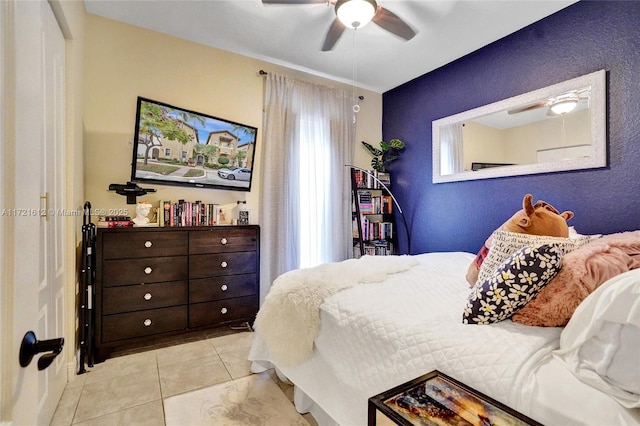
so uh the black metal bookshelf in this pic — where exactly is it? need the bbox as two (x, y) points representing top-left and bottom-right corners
(350, 168), (396, 257)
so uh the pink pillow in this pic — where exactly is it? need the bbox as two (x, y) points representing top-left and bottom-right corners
(512, 231), (640, 327)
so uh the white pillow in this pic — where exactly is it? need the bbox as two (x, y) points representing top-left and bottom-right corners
(568, 226), (602, 239)
(476, 231), (591, 286)
(553, 268), (640, 408)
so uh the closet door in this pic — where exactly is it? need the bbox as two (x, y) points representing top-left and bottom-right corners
(1, 0), (67, 423)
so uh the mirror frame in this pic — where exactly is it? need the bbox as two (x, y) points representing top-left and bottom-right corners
(432, 69), (606, 183)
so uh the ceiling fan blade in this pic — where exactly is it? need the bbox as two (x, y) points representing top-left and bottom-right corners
(508, 101), (548, 115)
(262, 0), (327, 4)
(372, 7), (416, 41)
(322, 18), (345, 51)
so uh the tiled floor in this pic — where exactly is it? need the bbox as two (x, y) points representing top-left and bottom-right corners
(51, 330), (317, 425)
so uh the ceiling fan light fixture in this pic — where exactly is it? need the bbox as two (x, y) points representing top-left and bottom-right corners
(550, 95), (579, 115)
(336, 0), (377, 29)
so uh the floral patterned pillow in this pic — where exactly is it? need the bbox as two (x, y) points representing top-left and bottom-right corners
(475, 231), (590, 287)
(463, 244), (563, 325)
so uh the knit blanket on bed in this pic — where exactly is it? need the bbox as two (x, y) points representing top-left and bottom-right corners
(253, 255), (418, 366)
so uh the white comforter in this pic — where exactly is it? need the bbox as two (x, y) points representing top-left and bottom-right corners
(250, 252), (562, 425)
(253, 255), (419, 366)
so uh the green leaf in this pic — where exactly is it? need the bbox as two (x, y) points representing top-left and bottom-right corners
(362, 141), (383, 156)
(371, 157), (383, 171)
(389, 138), (405, 149)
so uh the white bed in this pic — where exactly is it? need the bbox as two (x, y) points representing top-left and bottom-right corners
(249, 251), (640, 425)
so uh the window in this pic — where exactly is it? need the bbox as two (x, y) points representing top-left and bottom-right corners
(220, 137), (232, 148)
(260, 73), (354, 297)
(298, 115), (331, 268)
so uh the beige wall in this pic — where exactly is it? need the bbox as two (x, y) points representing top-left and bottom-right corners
(53, 0), (87, 382)
(84, 14), (382, 221)
(463, 121), (508, 171)
(462, 110), (590, 171)
(506, 109), (590, 164)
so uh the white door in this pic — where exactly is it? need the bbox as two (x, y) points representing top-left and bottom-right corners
(1, 0), (68, 424)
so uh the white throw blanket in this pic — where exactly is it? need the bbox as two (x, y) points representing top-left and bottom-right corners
(253, 255), (418, 366)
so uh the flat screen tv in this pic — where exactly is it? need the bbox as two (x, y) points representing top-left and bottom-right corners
(131, 96), (258, 192)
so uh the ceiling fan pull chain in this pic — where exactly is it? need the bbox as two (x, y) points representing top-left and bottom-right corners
(352, 29), (360, 116)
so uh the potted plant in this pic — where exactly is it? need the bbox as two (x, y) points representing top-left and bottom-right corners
(361, 139), (405, 172)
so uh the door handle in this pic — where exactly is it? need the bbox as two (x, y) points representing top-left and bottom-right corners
(19, 331), (64, 371)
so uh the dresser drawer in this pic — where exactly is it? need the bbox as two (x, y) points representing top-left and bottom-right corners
(190, 274), (256, 303)
(102, 231), (188, 259)
(102, 256), (188, 286)
(189, 252), (257, 278)
(102, 306), (187, 342)
(189, 296), (257, 328)
(102, 280), (188, 315)
(189, 227), (258, 255)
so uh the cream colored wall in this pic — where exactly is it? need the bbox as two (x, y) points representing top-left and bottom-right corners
(354, 102), (383, 170)
(84, 14), (382, 221)
(462, 110), (589, 170)
(506, 109), (590, 164)
(462, 121), (508, 171)
(52, 0), (86, 382)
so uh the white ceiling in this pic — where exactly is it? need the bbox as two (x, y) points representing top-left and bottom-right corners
(84, 0), (578, 93)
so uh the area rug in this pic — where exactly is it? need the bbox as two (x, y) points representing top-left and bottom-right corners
(164, 372), (309, 425)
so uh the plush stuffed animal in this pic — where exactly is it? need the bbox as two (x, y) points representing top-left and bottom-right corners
(465, 194), (574, 286)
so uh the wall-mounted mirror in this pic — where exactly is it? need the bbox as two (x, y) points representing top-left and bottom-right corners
(432, 69), (606, 183)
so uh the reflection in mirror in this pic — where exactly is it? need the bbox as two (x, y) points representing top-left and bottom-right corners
(433, 70), (606, 183)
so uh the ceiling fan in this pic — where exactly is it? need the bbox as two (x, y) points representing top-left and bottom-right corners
(262, 0), (416, 51)
(508, 88), (590, 116)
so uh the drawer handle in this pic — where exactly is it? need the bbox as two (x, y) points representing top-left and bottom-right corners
(144, 292), (152, 301)
(221, 307), (228, 314)
(143, 319), (152, 327)
(220, 238), (228, 245)
(144, 241), (153, 248)
(221, 284), (228, 291)
(144, 266), (152, 274)
(221, 261), (228, 268)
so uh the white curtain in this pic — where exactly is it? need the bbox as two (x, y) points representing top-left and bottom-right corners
(440, 122), (464, 175)
(259, 73), (355, 302)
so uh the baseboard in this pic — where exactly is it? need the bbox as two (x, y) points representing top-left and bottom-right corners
(66, 360), (77, 383)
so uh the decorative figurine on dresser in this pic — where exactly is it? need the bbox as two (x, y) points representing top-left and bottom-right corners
(93, 225), (259, 362)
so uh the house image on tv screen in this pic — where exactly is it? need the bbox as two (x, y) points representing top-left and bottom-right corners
(203, 130), (255, 169)
(132, 97), (258, 191)
(149, 120), (197, 163)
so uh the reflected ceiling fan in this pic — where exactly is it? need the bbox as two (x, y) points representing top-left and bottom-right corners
(262, 0), (416, 51)
(508, 88), (590, 116)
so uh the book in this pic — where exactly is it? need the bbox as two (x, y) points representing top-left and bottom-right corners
(157, 200), (224, 227)
(382, 196), (392, 214)
(377, 172), (391, 187)
(358, 190), (373, 214)
(162, 200), (171, 227)
(178, 200), (185, 227)
(199, 202), (206, 226)
(207, 203), (218, 226)
(97, 215), (133, 228)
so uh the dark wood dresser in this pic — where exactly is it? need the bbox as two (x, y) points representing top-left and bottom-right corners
(94, 225), (259, 362)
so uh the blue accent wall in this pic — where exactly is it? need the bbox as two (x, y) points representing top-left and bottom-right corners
(383, 1), (640, 255)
